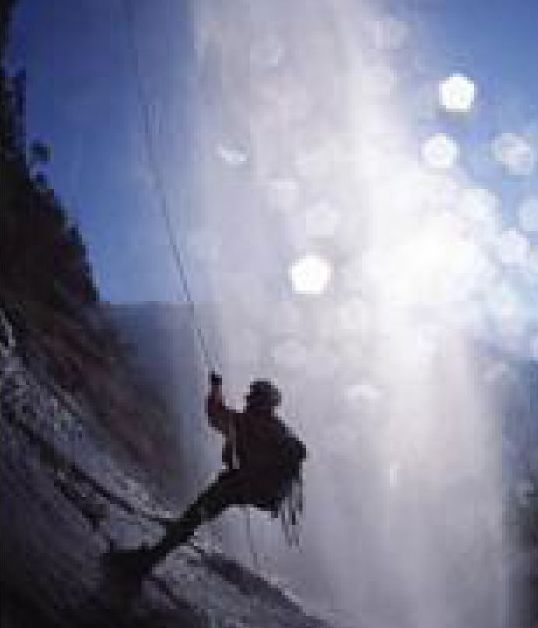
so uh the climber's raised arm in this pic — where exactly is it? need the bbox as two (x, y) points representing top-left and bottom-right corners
(206, 372), (239, 435)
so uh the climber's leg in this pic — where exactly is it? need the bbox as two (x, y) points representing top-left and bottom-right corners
(104, 471), (251, 580)
(147, 470), (252, 567)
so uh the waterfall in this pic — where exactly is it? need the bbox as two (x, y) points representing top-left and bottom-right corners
(184, 1), (508, 624)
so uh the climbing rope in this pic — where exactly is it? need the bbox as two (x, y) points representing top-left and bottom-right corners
(244, 508), (260, 572)
(120, 0), (217, 375)
(119, 0), (261, 571)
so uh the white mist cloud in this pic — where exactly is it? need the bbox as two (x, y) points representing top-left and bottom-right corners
(188, 1), (513, 624)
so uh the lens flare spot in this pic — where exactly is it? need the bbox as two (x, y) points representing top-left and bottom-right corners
(459, 187), (499, 241)
(345, 382), (381, 404)
(421, 133), (459, 170)
(216, 143), (248, 166)
(289, 254), (332, 295)
(491, 133), (536, 176)
(439, 74), (476, 113)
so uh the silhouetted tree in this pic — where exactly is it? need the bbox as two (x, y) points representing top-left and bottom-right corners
(0, 0), (17, 58)
(29, 139), (51, 171)
(1, 0), (99, 317)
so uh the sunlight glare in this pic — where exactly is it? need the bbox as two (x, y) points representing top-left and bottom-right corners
(289, 253), (332, 295)
(216, 143), (248, 166)
(345, 382), (382, 405)
(421, 133), (459, 170)
(364, 214), (488, 309)
(491, 132), (536, 176)
(439, 73), (476, 113)
(459, 187), (499, 241)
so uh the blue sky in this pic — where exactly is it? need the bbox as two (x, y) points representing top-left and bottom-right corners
(9, 0), (196, 302)
(7, 0), (538, 303)
(418, 0), (538, 214)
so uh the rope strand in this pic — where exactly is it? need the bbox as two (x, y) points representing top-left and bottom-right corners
(121, 0), (217, 373)
(120, 0), (261, 570)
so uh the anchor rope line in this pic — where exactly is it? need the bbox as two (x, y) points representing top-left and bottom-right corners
(120, 0), (217, 374)
(120, 1), (261, 570)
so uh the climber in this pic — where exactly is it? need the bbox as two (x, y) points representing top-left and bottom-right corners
(106, 371), (307, 580)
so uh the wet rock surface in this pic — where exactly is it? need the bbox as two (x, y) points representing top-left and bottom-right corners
(0, 343), (336, 628)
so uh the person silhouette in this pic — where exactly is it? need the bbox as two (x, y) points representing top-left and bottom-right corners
(106, 372), (306, 580)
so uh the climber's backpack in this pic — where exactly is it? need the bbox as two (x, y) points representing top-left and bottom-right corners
(266, 422), (307, 545)
(229, 412), (307, 544)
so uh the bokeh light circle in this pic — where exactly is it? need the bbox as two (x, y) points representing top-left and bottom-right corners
(491, 133), (536, 176)
(439, 73), (476, 113)
(289, 254), (332, 295)
(421, 133), (459, 170)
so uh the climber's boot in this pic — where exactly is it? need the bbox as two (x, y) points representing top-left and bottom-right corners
(103, 543), (158, 583)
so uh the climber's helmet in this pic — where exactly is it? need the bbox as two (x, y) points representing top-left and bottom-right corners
(246, 379), (282, 411)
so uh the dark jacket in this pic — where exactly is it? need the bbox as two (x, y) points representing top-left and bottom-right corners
(206, 386), (306, 478)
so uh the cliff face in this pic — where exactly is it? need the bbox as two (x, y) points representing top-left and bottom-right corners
(0, 9), (337, 621)
(0, 309), (339, 628)
(106, 302), (214, 498)
(89, 304), (538, 628)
